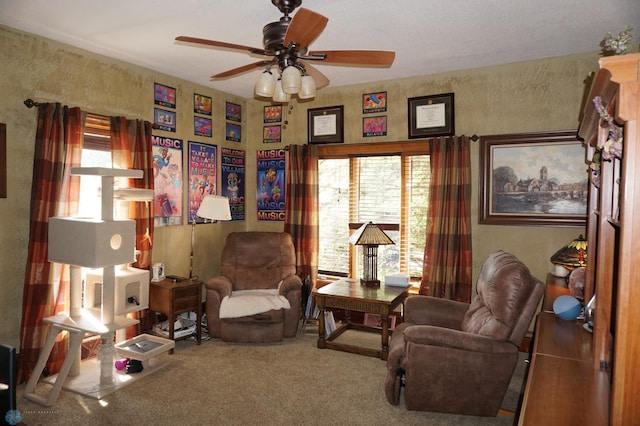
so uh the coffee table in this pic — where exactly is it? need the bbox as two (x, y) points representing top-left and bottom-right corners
(314, 278), (409, 360)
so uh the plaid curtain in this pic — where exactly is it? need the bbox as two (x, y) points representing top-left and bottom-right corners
(420, 136), (472, 302)
(110, 117), (155, 337)
(110, 117), (154, 269)
(284, 145), (319, 289)
(18, 104), (85, 383)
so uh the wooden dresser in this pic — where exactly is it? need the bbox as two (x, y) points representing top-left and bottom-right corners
(520, 53), (640, 425)
(518, 274), (609, 425)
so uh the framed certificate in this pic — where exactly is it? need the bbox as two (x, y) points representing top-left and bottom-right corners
(408, 93), (455, 138)
(308, 105), (344, 144)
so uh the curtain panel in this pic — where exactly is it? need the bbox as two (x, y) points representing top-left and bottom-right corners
(18, 104), (85, 383)
(284, 144), (319, 290)
(110, 117), (154, 269)
(110, 117), (154, 337)
(420, 135), (472, 303)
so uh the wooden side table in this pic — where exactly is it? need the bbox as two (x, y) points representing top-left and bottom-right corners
(314, 278), (408, 360)
(149, 277), (203, 353)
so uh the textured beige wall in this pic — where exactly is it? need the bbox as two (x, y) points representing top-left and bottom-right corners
(0, 24), (599, 348)
(0, 26), (247, 348)
(244, 53), (598, 283)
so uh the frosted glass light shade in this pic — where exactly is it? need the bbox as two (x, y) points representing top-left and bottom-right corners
(298, 74), (316, 99)
(255, 70), (276, 98)
(281, 66), (301, 94)
(272, 79), (291, 103)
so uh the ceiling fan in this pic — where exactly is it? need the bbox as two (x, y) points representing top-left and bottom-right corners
(175, 0), (395, 101)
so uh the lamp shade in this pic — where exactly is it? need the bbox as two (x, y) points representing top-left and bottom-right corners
(255, 70), (276, 98)
(349, 222), (395, 246)
(196, 195), (231, 221)
(550, 234), (588, 267)
(272, 78), (291, 103)
(280, 65), (301, 94)
(298, 74), (316, 99)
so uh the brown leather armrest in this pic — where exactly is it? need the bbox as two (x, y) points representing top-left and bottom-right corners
(404, 295), (468, 329)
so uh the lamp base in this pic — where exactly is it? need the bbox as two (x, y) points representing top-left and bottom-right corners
(360, 278), (380, 288)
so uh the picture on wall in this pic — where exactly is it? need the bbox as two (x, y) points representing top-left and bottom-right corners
(408, 93), (455, 138)
(194, 93), (212, 115)
(479, 131), (587, 227)
(308, 105), (344, 144)
(154, 83), (176, 109)
(221, 147), (246, 221)
(152, 135), (183, 227)
(194, 116), (212, 137)
(0, 123), (5, 198)
(263, 105), (282, 123)
(363, 116), (387, 137)
(226, 122), (241, 142)
(225, 101), (241, 122)
(188, 141), (217, 224)
(154, 108), (176, 132)
(263, 125), (282, 143)
(363, 91), (387, 113)
(257, 149), (286, 222)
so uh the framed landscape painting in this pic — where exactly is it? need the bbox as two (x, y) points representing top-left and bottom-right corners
(479, 130), (587, 227)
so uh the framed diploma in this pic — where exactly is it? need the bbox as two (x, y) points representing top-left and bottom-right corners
(308, 105), (344, 144)
(408, 93), (455, 139)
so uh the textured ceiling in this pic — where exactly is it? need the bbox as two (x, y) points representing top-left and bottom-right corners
(1, 0), (638, 99)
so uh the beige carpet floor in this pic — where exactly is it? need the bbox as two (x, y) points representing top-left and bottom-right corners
(16, 325), (525, 425)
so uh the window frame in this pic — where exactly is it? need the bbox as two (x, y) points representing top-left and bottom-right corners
(317, 141), (430, 280)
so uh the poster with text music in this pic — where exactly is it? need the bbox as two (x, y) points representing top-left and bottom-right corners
(153, 135), (183, 227)
(257, 149), (285, 221)
(188, 142), (217, 224)
(221, 147), (245, 221)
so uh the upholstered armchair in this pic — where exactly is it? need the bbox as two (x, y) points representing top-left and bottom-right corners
(385, 251), (544, 416)
(205, 232), (302, 343)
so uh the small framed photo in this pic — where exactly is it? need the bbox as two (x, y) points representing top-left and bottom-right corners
(363, 91), (387, 114)
(154, 108), (176, 132)
(194, 93), (212, 116)
(226, 102), (241, 122)
(308, 105), (344, 144)
(226, 122), (241, 142)
(263, 125), (282, 143)
(408, 93), (455, 139)
(194, 116), (212, 137)
(154, 83), (176, 109)
(264, 105), (282, 123)
(363, 116), (387, 137)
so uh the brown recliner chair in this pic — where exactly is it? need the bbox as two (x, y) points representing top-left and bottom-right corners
(205, 232), (302, 343)
(385, 251), (544, 416)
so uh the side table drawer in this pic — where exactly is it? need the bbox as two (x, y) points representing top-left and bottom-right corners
(174, 287), (200, 312)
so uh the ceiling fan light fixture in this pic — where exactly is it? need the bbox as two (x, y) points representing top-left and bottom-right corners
(281, 65), (301, 94)
(255, 69), (276, 98)
(272, 78), (291, 103)
(298, 74), (316, 99)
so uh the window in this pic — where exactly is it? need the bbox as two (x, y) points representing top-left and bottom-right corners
(78, 114), (111, 218)
(317, 142), (430, 281)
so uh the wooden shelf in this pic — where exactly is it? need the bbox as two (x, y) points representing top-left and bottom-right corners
(519, 276), (610, 425)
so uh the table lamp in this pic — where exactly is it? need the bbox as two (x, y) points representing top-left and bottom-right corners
(349, 222), (395, 287)
(190, 195), (231, 279)
(550, 234), (588, 278)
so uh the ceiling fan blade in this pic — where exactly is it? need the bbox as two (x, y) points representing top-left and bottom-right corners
(302, 63), (330, 89)
(211, 61), (272, 79)
(284, 8), (328, 51)
(176, 36), (269, 56)
(309, 50), (396, 66)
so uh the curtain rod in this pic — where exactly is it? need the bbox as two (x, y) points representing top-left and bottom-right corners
(23, 99), (41, 108)
(24, 98), (160, 129)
